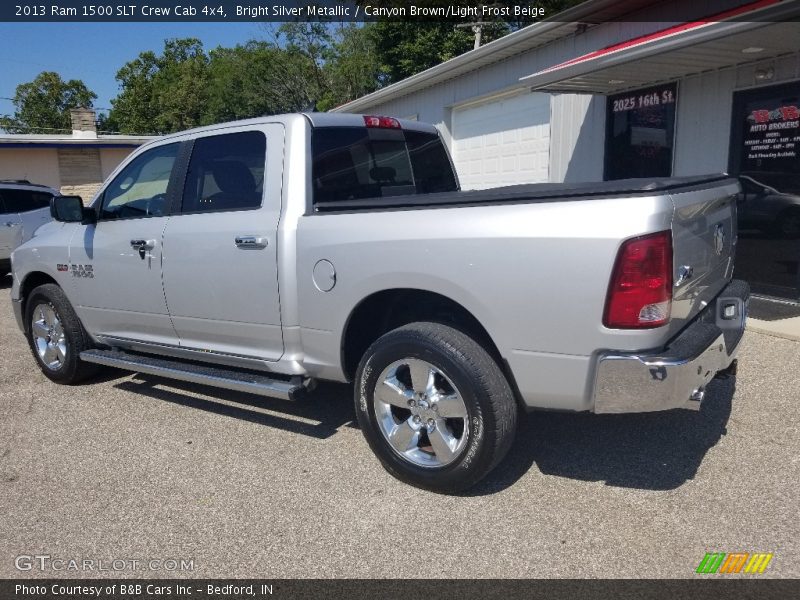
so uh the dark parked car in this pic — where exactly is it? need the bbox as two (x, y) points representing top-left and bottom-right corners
(737, 175), (800, 238)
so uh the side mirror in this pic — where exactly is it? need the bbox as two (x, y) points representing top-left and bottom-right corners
(50, 195), (95, 224)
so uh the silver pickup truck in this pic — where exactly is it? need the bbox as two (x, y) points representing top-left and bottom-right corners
(10, 113), (748, 492)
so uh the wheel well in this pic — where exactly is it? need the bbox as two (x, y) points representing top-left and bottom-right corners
(341, 289), (503, 381)
(19, 272), (58, 329)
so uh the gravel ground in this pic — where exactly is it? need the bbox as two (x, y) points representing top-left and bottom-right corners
(1, 278), (798, 579)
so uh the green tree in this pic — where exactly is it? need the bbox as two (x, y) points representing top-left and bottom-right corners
(368, 21), (479, 84)
(264, 22), (381, 111)
(109, 38), (209, 134)
(103, 0), (585, 129)
(205, 41), (312, 122)
(0, 71), (96, 134)
(107, 50), (160, 134)
(279, 22), (333, 98)
(361, 0), (585, 84)
(317, 24), (382, 111)
(153, 38), (209, 132)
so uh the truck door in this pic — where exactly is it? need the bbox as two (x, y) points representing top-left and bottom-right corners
(69, 142), (181, 346)
(161, 126), (284, 361)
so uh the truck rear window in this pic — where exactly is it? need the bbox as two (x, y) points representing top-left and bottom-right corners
(311, 126), (458, 210)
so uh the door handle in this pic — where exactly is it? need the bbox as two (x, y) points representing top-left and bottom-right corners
(4, 222), (20, 227)
(130, 239), (156, 250)
(235, 236), (268, 249)
(130, 239), (156, 259)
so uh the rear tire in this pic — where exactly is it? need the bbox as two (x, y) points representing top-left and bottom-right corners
(25, 283), (98, 384)
(355, 322), (517, 493)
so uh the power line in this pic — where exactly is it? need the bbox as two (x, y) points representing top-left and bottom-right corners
(0, 98), (112, 111)
(0, 124), (151, 136)
(0, 125), (73, 133)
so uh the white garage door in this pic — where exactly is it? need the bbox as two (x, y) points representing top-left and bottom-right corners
(452, 92), (550, 190)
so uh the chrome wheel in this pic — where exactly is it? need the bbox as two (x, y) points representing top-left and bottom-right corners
(31, 302), (67, 371)
(374, 358), (469, 468)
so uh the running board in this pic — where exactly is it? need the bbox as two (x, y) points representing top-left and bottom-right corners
(80, 349), (307, 401)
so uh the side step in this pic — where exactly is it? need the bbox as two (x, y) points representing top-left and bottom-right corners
(80, 349), (307, 401)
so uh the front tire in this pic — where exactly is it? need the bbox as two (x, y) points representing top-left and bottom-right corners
(355, 322), (517, 493)
(25, 283), (98, 384)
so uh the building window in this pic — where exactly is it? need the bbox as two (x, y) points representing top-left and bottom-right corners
(729, 81), (800, 193)
(729, 81), (800, 299)
(604, 83), (677, 180)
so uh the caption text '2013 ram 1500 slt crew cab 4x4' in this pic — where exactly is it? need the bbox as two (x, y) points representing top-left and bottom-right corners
(10, 113), (748, 492)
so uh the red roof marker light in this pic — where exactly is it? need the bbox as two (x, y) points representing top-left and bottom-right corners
(364, 115), (402, 129)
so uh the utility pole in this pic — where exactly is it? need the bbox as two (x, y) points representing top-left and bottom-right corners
(455, 4), (504, 49)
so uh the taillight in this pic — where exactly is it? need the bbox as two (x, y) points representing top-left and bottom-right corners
(363, 115), (401, 129)
(604, 230), (673, 329)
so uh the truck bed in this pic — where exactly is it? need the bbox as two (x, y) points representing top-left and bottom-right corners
(313, 174), (736, 212)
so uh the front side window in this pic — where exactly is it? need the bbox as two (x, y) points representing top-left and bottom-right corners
(181, 131), (266, 214)
(100, 143), (179, 220)
(1, 189), (53, 213)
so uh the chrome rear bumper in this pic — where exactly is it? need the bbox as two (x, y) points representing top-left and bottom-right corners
(593, 279), (749, 413)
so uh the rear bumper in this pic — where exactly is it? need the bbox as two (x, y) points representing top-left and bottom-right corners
(593, 279), (749, 413)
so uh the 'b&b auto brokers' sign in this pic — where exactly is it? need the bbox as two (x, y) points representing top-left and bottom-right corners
(745, 103), (800, 163)
(730, 81), (800, 188)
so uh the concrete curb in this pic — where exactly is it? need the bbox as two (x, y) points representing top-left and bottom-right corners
(747, 318), (800, 343)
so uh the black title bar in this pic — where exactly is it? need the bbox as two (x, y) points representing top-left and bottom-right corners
(6, 1), (555, 22)
(2, 579), (800, 600)
(4, 0), (800, 22)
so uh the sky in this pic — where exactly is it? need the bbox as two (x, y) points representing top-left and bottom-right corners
(0, 22), (272, 119)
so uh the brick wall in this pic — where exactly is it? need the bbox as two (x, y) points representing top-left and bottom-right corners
(57, 148), (103, 204)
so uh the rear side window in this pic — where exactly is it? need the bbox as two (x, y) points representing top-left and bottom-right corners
(0, 189), (53, 213)
(181, 131), (266, 214)
(312, 126), (457, 209)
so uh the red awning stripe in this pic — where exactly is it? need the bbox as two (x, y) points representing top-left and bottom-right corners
(536, 0), (783, 75)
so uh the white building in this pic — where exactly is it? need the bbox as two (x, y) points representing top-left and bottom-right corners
(0, 108), (154, 201)
(335, 0), (800, 299)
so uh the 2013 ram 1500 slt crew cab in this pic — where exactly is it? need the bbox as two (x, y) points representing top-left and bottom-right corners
(10, 113), (748, 492)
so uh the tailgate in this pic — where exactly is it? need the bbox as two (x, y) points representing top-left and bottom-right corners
(668, 178), (741, 336)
